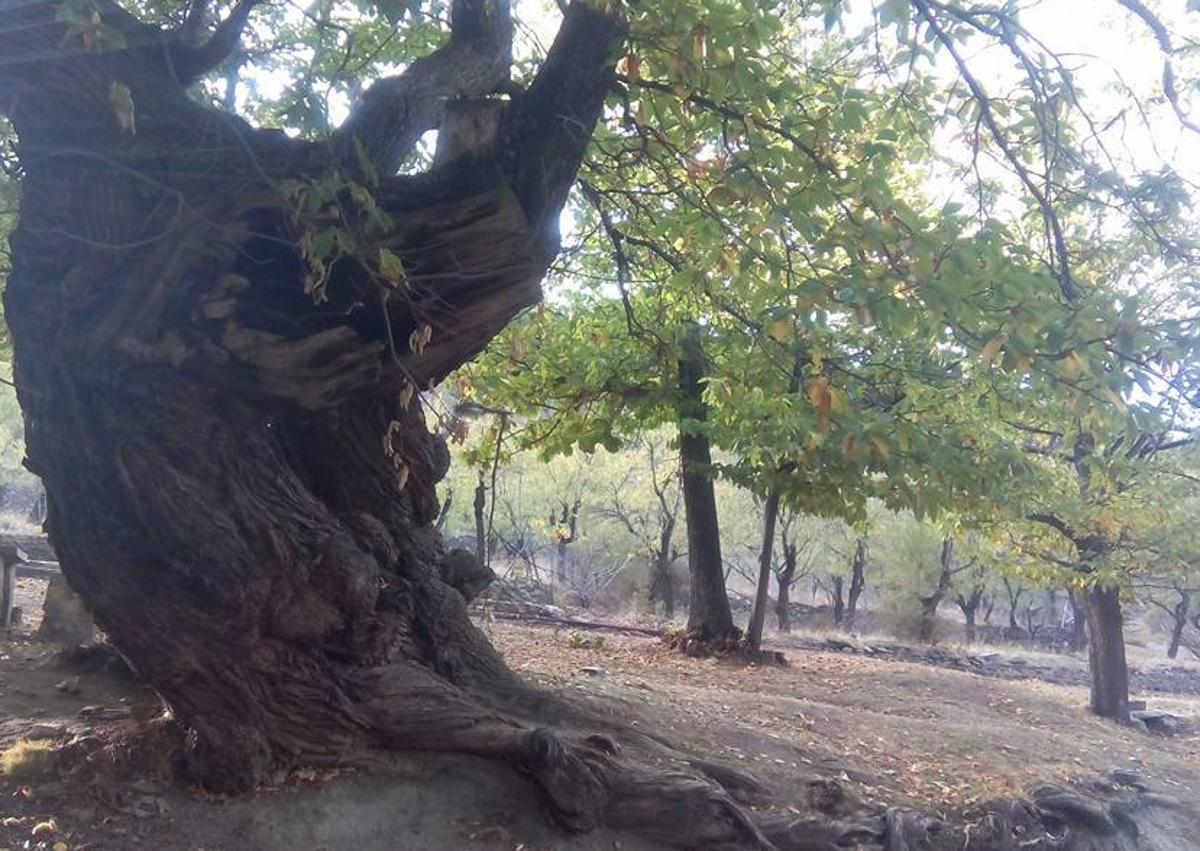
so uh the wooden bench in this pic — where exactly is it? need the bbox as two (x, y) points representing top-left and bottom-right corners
(1, 536), (59, 629)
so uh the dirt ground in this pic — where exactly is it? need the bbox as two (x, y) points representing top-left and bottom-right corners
(484, 621), (1200, 810)
(1, 594), (1198, 849)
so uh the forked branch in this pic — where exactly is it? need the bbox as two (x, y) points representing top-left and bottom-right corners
(169, 0), (268, 83)
(334, 0), (515, 175)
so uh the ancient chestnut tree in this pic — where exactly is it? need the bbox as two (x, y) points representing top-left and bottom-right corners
(0, 0), (797, 845)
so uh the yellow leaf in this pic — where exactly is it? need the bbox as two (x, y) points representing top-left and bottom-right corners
(767, 317), (791, 343)
(808, 376), (832, 431)
(981, 332), (1007, 366)
(377, 248), (405, 286)
(108, 81), (135, 134)
(1061, 349), (1085, 379)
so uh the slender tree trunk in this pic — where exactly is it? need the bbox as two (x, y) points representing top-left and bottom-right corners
(844, 538), (866, 631)
(917, 537), (956, 644)
(747, 490), (781, 651)
(775, 544), (796, 632)
(1084, 585), (1130, 723)
(830, 577), (845, 626)
(650, 517), (677, 618)
(552, 497), (580, 583)
(677, 324), (735, 642)
(1166, 590), (1191, 660)
(474, 475), (488, 568)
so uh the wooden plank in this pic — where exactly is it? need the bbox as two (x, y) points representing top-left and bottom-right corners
(1, 560), (14, 628)
(16, 561), (60, 580)
(0, 534), (54, 562)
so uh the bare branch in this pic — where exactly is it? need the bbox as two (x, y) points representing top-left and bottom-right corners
(1115, 0), (1200, 135)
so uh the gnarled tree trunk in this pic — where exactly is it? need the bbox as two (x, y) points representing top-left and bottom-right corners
(956, 587), (983, 643)
(0, 4), (785, 846)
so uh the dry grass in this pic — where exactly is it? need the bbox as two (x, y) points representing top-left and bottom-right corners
(0, 738), (56, 781)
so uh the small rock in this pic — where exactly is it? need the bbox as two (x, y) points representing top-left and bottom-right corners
(579, 666), (606, 677)
(53, 677), (81, 695)
(27, 723), (64, 740)
(1130, 709), (1182, 735)
(130, 779), (166, 795)
(1109, 768), (1144, 788)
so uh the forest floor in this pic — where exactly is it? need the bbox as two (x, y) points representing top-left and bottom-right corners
(1, 587), (1199, 849)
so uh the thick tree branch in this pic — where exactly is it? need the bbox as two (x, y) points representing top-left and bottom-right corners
(1027, 512), (1076, 541)
(169, 0), (267, 84)
(498, 3), (624, 258)
(334, 0), (514, 175)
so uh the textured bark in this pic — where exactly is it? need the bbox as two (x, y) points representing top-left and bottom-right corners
(677, 324), (736, 642)
(747, 490), (781, 651)
(1085, 585), (1130, 723)
(1067, 589), (1089, 652)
